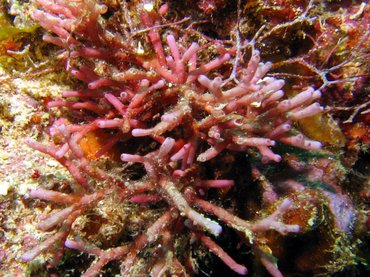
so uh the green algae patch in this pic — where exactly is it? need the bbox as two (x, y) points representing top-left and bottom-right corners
(0, 14), (38, 41)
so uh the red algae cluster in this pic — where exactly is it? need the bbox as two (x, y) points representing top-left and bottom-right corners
(15, 0), (369, 276)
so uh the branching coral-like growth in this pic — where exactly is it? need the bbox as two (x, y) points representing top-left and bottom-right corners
(22, 1), (326, 276)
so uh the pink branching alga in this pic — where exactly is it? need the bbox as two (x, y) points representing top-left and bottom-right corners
(23, 1), (325, 276)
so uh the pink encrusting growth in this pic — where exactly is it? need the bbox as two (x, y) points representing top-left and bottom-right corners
(23, 1), (324, 276)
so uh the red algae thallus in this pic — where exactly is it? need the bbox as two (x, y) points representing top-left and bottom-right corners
(0, 0), (368, 276)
